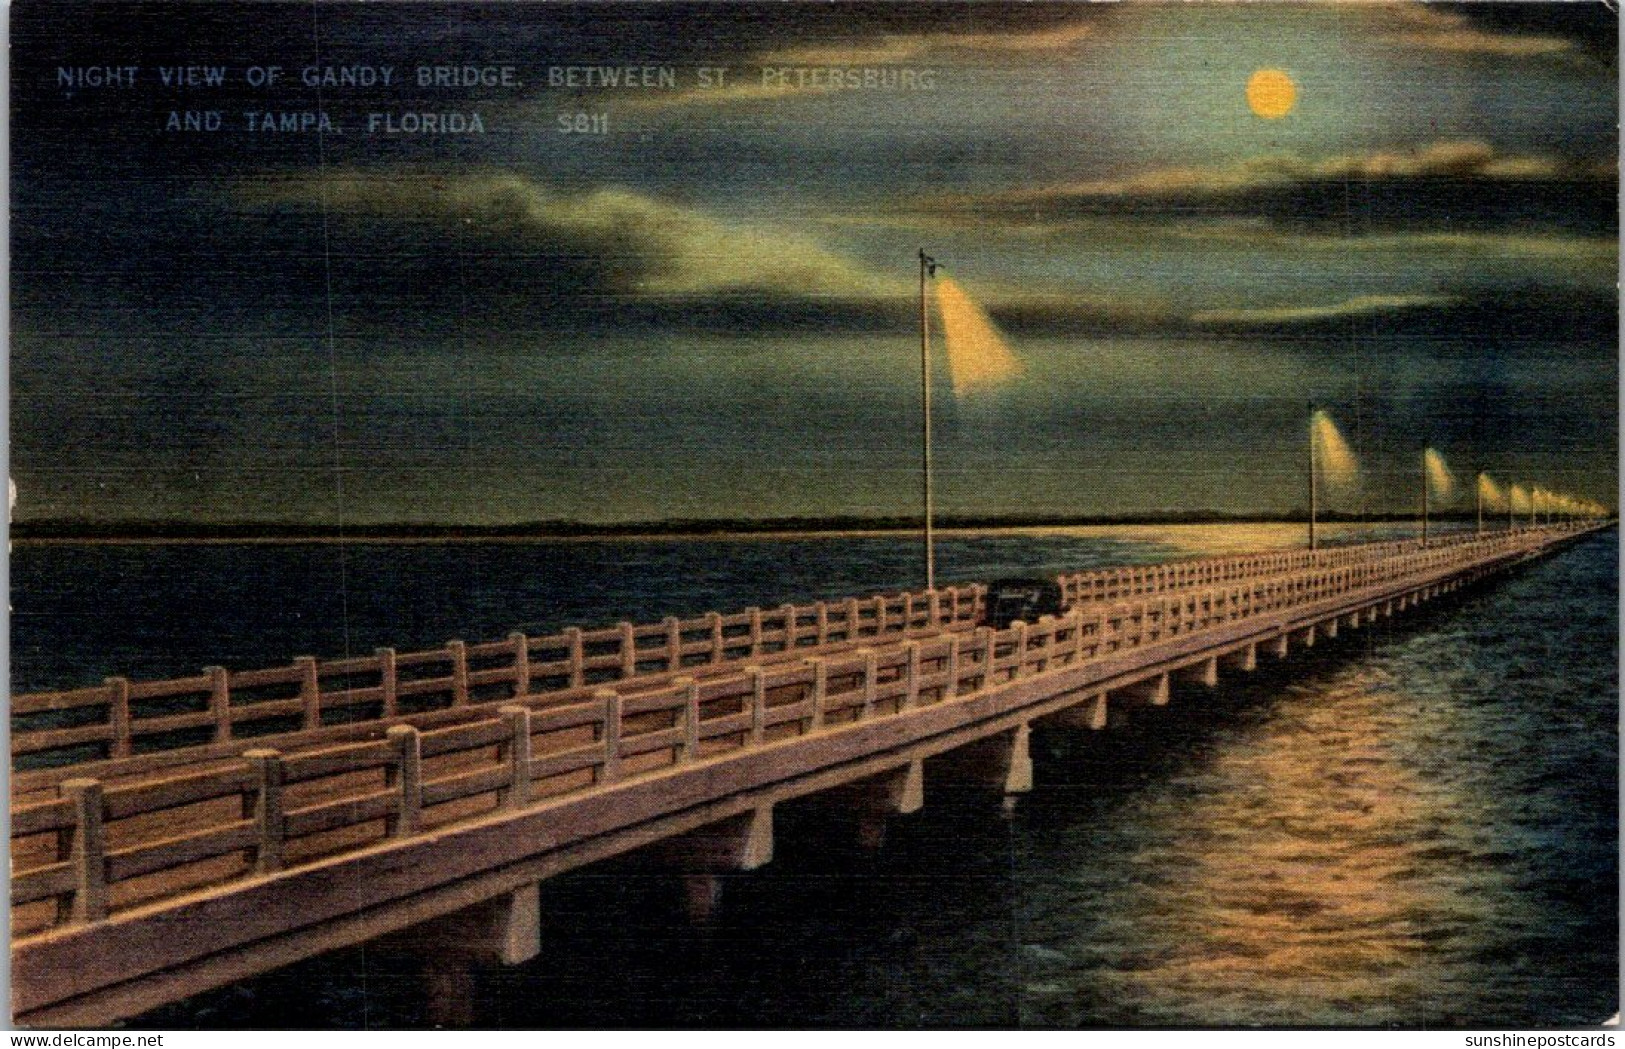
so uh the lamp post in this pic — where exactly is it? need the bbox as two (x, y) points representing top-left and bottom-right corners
(1307, 403), (1318, 551)
(1420, 448), (1430, 549)
(919, 249), (939, 592)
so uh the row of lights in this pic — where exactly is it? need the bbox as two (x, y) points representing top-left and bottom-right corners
(1309, 404), (1611, 551)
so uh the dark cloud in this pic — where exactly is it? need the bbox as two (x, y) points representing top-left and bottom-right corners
(917, 142), (1617, 236)
(986, 282), (1617, 348)
(1429, 2), (1618, 66)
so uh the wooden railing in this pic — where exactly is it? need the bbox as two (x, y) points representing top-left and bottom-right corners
(11, 529), (1503, 773)
(11, 526), (1578, 941)
(1056, 529), (1494, 605)
(12, 583), (988, 770)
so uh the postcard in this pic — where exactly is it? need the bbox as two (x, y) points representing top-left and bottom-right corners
(9, 0), (1617, 1031)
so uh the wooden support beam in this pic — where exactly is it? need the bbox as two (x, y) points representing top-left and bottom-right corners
(422, 958), (476, 1029)
(839, 760), (925, 850)
(1297, 624), (1317, 649)
(386, 884), (542, 969)
(1270, 633), (1290, 660)
(641, 806), (773, 923)
(1176, 657), (1219, 688)
(645, 804), (775, 874)
(930, 723), (1032, 797)
(1043, 692), (1107, 731)
(1117, 672), (1169, 708)
(1222, 643), (1257, 673)
(683, 875), (726, 924)
(1323, 616), (1339, 639)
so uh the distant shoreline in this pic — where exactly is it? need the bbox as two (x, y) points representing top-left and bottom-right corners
(10, 513), (1499, 546)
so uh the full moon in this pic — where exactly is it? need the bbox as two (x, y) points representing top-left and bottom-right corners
(1246, 68), (1297, 119)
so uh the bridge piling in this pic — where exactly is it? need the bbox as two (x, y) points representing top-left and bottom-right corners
(1223, 643), (1258, 673)
(650, 805), (775, 923)
(844, 760), (925, 849)
(1118, 672), (1170, 708)
(1043, 691), (1107, 731)
(1176, 657), (1220, 689)
(930, 722), (1033, 811)
(392, 882), (542, 1027)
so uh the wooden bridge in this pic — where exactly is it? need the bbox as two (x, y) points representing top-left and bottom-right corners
(10, 523), (1605, 1026)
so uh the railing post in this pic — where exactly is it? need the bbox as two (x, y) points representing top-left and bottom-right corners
(874, 595), (889, 637)
(903, 593), (916, 630)
(780, 604), (799, 649)
(509, 632), (531, 698)
(903, 642), (921, 710)
(747, 666), (767, 745)
(927, 589), (941, 627)
(206, 665), (232, 742)
(677, 677), (700, 761)
(808, 658), (828, 730)
(243, 748), (285, 874)
(447, 639), (469, 706)
(1035, 616), (1055, 672)
(295, 655), (321, 730)
(376, 647), (398, 718)
(944, 635), (961, 700)
(565, 627), (585, 688)
(105, 676), (132, 759)
(707, 612), (724, 664)
(815, 602), (830, 645)
(747, 608), (764, 657)
(596, 688), (622, 782)
(860, 648), (878, 719)
(845, 598), (861, 640)
(618, 622), (637, 679)
(499, 705), (533, 810)
(1011, 622), (1029, 679)
(665, 617), (683, 672)
(385, 725), (422, 837)
(983, 629), (999, 687)
(60, 779), (108, 924)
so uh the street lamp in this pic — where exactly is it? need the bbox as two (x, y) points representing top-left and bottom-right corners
(1308, 403), (1318, 551)
(919, 250), (940, 592)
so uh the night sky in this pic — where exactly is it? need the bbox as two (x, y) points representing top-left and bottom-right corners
(11, 1), (1618, 526)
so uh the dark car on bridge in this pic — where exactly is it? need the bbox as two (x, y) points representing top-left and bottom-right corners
(982, 577), (1068, 630)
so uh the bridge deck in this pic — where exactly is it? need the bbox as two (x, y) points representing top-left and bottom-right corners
(10, 524), (1603, 1025)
